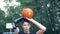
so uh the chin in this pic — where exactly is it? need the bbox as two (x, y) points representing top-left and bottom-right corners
(25, 30), (29, 31)
(25, 30), (28, 31)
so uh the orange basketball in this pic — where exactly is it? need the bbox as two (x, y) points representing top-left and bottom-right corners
(22, 8), (34, 19)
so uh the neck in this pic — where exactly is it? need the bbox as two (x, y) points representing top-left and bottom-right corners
(24, 30), (30, 34)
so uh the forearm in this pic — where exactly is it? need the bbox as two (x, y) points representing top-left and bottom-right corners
(30, 19), (46, 31)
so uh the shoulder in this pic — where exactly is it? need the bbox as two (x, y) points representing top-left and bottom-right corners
(36, 30), (46, 34)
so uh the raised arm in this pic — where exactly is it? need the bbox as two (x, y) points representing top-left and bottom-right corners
(26, 18), (46, 34)
(12, 17), (24, 34)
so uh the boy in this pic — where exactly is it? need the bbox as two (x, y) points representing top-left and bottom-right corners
(12, 17), (46, 34)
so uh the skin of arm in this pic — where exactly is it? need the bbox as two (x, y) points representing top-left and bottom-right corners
(26, 18), (46, 34)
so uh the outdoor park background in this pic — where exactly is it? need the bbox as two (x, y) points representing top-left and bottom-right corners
(0, 0), (60, 34)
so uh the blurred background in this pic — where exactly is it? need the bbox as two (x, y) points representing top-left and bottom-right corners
(0, 0), (60, 34)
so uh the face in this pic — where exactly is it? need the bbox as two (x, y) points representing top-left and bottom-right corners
(22, 22), (30, 32)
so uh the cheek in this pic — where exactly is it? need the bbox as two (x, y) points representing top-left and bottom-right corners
(22, 26), (25, 29)
(27, 25), (30, 29)
(22, 25), (27, 29)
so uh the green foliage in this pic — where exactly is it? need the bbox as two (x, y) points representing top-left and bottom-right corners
(0, 0), (60, 34)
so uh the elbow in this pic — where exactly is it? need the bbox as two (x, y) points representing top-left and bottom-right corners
(43, 27), (46, 31)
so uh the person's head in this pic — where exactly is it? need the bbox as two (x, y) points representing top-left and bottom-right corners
(22, 19), (30, 32)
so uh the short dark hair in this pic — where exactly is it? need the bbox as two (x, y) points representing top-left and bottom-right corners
(23, 19), (30, 23)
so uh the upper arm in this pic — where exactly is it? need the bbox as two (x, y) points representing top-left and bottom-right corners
(36, 30), (46, 34)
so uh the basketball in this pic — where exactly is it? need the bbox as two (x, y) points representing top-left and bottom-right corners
(22, 8), (34, 19)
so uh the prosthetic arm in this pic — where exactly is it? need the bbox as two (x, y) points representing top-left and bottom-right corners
(12, 17), (24, 34)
